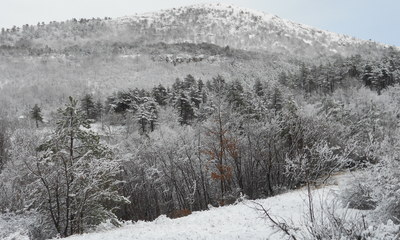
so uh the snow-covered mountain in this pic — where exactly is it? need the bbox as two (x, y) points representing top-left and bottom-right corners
(0, 3), (393, 59)
(110, 3), (388, 58)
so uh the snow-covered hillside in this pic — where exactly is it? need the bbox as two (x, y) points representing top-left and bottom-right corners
(60, 172), (393, 240)
(111, 3), (388, 58)
(0, 3), (391, 59)
(65, 188), (333, 240)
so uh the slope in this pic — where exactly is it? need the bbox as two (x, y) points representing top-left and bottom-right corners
(62, 173), (361, 240)
(114, 3), (386, 58)
(0, 3), (393, 59)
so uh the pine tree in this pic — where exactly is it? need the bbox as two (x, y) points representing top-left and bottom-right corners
(109, 91), (134, 114)
(253, 79), (264, 97)
(299, 63), (308, 90)
(146, 100), (158, 132)
(205, 80), (213, 92)
(80, 94), (96, 120)
(175, 92), (195, 125)
(136, 98), (158, 134)
(95, 100), (103, 121)
(31, 97), (128, 237)
(362, 64), (375, 88)
(278, 71), (289, 86)
(137, 105), (149, 135)
(270, 87), (283, 113)
(212, 75), (226, 94)
(183, 74), (196, 90)
(30, 104), (43, 128)
(198, 79), (205, 92)
(152, 84), (168, 106)
(189, 87), (202, 109)
(305, 66), (317, 94)
(226, 79), (245, 111)
(172, 78), (182, 92)
(0, 120), (9, 172)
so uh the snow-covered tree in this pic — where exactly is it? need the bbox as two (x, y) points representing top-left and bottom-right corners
(29, 97), (128, 237)
(30, 104), (43, 128)
(152, 84), (168, 106)
(0, 119), (9, 172)
(80, 94), (96, 120)
(174, 92), (195, 125)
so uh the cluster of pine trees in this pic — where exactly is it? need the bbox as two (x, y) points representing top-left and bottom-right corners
(282, 50), (400, 96)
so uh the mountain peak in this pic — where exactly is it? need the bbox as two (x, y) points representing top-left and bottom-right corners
(0, 3), (392, 59)
(112, 3), (385, 58)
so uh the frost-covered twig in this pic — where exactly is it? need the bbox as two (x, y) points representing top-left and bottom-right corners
(250, 201), (298, 240)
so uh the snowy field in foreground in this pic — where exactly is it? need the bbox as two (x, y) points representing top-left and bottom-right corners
(65, 184), (341, 240)
(3, 172), (396, 240)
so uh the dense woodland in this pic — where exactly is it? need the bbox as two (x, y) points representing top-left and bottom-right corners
(1, 4), (400, 240)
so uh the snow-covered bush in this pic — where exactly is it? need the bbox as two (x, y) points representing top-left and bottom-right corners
(0, 211), (40, 240)
(340, 174), (377, 210)
(363, 220), (400, 240)
(0, 128), (42, 212)
(27, 213), (58, 240)
(285, 140), (348, 187)
(303, 198), (400, 240)
(372, 158), (400, 224)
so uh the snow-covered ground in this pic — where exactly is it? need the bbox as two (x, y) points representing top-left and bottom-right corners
(65, 175), (348, 240)
(1, 172), (397, 239)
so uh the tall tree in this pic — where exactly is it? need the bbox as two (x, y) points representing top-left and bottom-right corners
(30, 97), (128, 237)
(183, 74), (196, 89)
(152, 84), (168, 106)
(362, 64), (375, 89)
(0, 119), (9, 172)
(137, 105), (149, 135)
(198, 79), (205, 92)
(270, 87), (283, 113)
(175, 92), (195, 125)
(30, 104), (43, 128)
(95, 99), (104, 122)
(203, 102), (234, 205)
(136, 98), (158, 134)
(80, 94), (96, 120)
(226, 79), (245, 111)
(253, 79), (264, 97)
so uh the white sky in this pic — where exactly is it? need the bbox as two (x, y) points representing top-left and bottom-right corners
(1, 0), (399, 46)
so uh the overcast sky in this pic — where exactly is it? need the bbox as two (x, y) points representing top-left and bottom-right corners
(1, 0), (399, 46)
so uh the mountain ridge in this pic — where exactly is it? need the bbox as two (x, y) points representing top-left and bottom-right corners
(109, 2), (392, 57)
(116, 2), (366, 46)
(0, 3), (396, 60)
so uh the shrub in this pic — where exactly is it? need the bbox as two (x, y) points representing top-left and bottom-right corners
(340, 179), (377, 210)
(167, 209), (192, 219)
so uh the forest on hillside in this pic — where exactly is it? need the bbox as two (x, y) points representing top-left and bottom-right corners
(1, 45), (400, 239)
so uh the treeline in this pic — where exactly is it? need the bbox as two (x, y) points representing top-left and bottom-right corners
(0, 17), (111, 46)
(282, 50), (400, 96)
